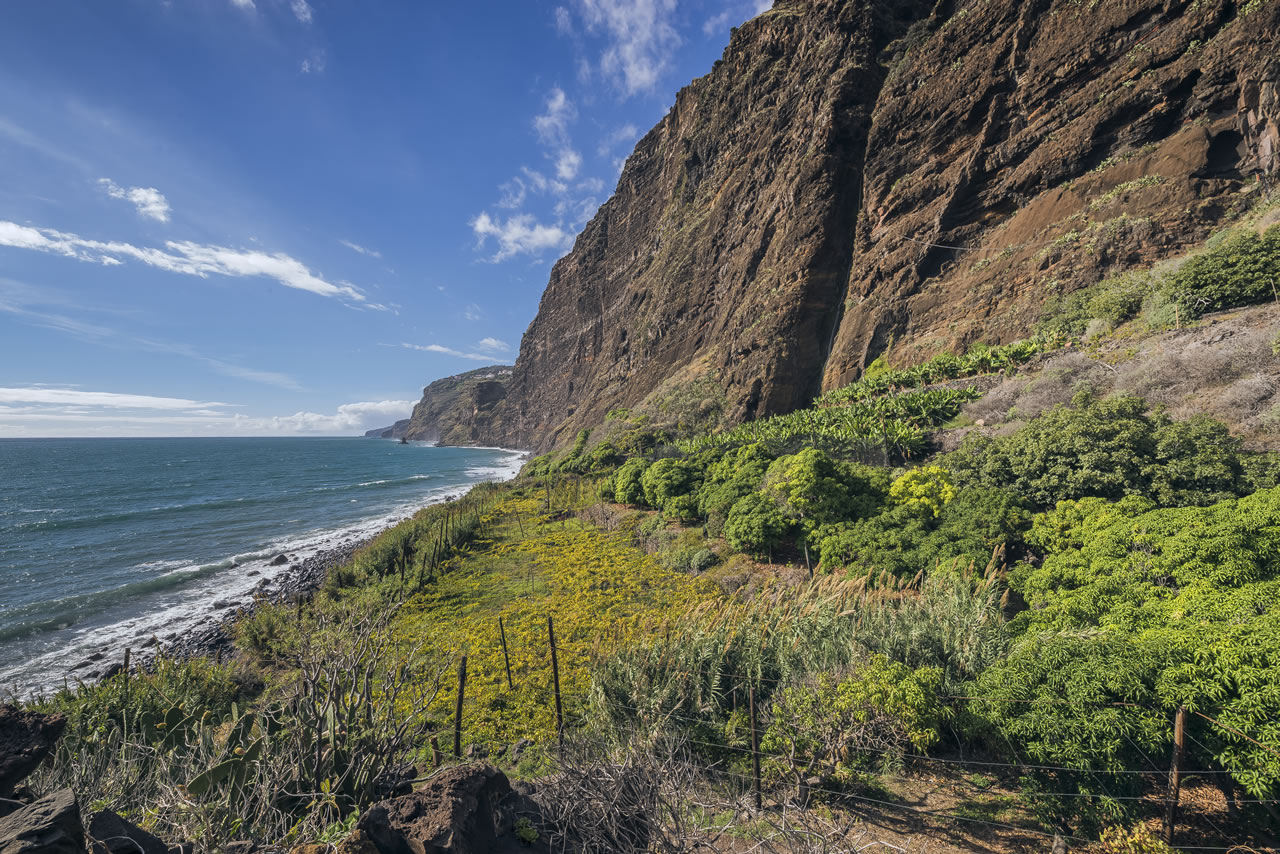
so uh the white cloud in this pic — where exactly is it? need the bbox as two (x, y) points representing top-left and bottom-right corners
(463, 304), (482, 321)
(300, 50), (326, 74)
(556, 149), (583, 181)
(402, 338), (512, 362)
(291, 0), (313, 23)
(554, 6), (574, 34)
(340, 239), (382, 259)
(0, 387), (230, 410)
(0, 219), (370, 304)
(576, 0), (680, 96)
(470, 212), (572, 261)
(477, 337), (511, 352)
(230, 0), (255, 9)
(98, 178), (172, 223)
(0, 393), (417, 437)
(534, 88), (576, 148)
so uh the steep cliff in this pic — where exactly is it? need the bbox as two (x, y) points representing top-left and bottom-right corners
(486, 0), (1279, 451)
(402, 367), (513, 445)
(365, 419), (410, 440)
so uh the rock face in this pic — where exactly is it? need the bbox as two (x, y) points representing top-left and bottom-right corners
(402, 367), (513, 446)
(0, 706), (65, 800)
(356, 764), (538, 854)
(473, 0), (1280, 452)
(0, 790), (84, 854)
(86, 811), (166, 854)
(364, 419), (410, 440)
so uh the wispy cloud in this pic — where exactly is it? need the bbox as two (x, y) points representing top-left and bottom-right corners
(291, 0), (313, 23)
(0, 392), (415, 437)
(597, 123), (638, 157)
(339, 239), (382, 259)
(703, 1), (773, 37)
(0, 387), (230, 410)
(230, 0), (255, 10)
(0, 219), (370, 304)
(573, 0), (680, 96)
(469, 212), (572, 262)
(534, 88), (583, 182)
(98, 178), (172, 223)
(477, 337), (511, 352)
(0, 278), (304, 390)
(300, 50), (326, 74)
(402, 339), (511, 362)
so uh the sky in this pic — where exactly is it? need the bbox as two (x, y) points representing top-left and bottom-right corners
(0, 0), (770, 438)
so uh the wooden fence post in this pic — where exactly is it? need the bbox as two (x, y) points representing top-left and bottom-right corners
(499, 617), (514, 689)
(749, 684), (762, 812)
(430, 735), (442, 768)
(1164, 706), (1187, 844)
(549, 616), (563, 748)
(454, 655), (468, 759)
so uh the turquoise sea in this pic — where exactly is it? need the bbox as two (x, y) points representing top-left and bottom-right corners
(0, 437), (523, 695)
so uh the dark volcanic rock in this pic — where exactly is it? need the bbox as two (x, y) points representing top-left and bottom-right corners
(0, 706), (66, 799)
(468, 0), (1280, 452)
(356, 764), (538, 854)
(87, 810), (167, 854)
(402, 367), (513, 446)
(0, 789), (85, 854)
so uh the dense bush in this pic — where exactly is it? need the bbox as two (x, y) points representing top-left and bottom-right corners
(817, 485), (1029, 576)
(723, 492), (791, 558)
(980, 487), (1280, 804)
(640, 458), (700, 513)
(762, 656), (946, 794)
(1171, 225), (1280, 314)
(614, 458), (650, 506)
(947, 393), (1246, 509)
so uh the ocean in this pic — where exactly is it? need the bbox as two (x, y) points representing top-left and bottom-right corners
(0, 437), (524, 696)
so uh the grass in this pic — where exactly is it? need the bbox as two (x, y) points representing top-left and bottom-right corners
(389, 487), (718, 748)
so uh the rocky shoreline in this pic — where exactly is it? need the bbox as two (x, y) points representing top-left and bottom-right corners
(158, 535), (373, 665)
(70, 532), (386, 683)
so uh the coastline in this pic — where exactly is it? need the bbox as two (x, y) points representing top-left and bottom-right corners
(9, 444), (528, 695)
(141, 450), (529, 676)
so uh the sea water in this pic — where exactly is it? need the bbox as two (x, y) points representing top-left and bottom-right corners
(0, 437), (523, 695)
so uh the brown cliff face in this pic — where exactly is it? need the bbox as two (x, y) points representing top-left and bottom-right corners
(402, 367), (513, 446)
(823, 0), (1280, 384)
(482, 0), (1279, 452)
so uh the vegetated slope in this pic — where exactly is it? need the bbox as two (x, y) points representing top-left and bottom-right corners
(483, 0), (1279, 452)
(402, 365), (513, 445)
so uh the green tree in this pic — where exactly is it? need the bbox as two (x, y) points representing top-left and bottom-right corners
(614, 458), (650, 506)
(724, 492), (791, 558)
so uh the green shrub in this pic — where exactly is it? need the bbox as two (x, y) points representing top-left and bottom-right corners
(614, 458), (650, 506)
(723, 492), (791, 557)
(640, 458), (699, 511)
(888, 465), (956, 518)
(762, 656), (946, 788)
(1170, 225), (1280, 315)
(946, 393), (1247, 509)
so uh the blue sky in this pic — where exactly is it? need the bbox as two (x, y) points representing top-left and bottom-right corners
(0, 0), (768, 437)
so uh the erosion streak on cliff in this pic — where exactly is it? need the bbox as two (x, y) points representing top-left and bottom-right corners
(468, 0), (1279, 452)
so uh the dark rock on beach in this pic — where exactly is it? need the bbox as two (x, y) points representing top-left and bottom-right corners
(157, 536), (373, 664)
(357, 764), (541, 854)
(87, 810), (167, 854)
(0, 789), (85, 854)
(0, 706), (66, 801)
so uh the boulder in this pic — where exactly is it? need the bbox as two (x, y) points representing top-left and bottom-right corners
(0, 789), (86, 854)
(0, 706), (66, 799)
(356, 764), (540, 854)
(269, 555), (288, 567)
(87, 810), (167, 854)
